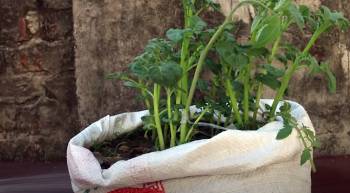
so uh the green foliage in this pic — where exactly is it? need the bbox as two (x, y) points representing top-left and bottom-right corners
(108, 0), (349, 171)
(275, 102), (295, 140)
(276, 102), (318, 171)
(256, 64), (284, 90)
(149, 61), (183, 87)
(252, 14), (282, 48)
(166, 29), (188, 43)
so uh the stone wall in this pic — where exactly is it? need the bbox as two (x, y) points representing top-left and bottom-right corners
(73, 0), (350, 156)
(0, 0), (349, 160)
(73, 0), (183, 127)
(0, 0), (78, 160)
(288, 0), (350, 156)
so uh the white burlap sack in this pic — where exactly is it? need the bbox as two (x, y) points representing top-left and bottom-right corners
(67, 99), (312, 193)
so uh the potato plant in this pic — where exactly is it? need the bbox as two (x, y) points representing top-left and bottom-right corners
(108, 0), (349, 171)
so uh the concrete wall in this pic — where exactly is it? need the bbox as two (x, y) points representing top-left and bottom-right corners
(73, 0), (183, 127)
(0, 0), (78, 160)
(0, 0), (349, 160)
(288, 0), (350, 155)
(73, 0), (350, 156)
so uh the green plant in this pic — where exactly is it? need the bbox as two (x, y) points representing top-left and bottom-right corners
(109, 0), (349, 171)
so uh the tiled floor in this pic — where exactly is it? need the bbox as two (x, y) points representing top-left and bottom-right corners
(0, 156), (349, 193)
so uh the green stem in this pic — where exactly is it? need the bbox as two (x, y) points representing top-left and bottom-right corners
(268, 26), (328, 120)
(177, 0), (193, 105)
(217, 112), (222, 126)
(153, 84), (165, 150)
(141, 89), (151, 110)
(185, 108), (209, 142)
(256, 36), (280, 122)
(177, 38), (191, 105)
(253, 83), (263, 122)
(166, 89), (176, 147)
(225, 79), (243, 126)
(243, 62), (252, 124)
(269, 36), (281, 64)
(295, 127), (317, 172)
(179, 0), (267, 143)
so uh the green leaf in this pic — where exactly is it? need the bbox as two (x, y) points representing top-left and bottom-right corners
(166, 28), (186, 43)
(123, 81), (141, 89)
(216, 36), (249, 69)
(216, 39), (236, 65)
(129, 60), (149, 79)
(320, 63), (337, 93)
(205, 0), (221, 11)
(288, 3), (305, 30)
(284, 44), (301, 61)
(274, 0), (291, 12)
(251, 15), (264, 34)
(141, 115), (156, 130)
(148, 61), (183, 87)
(312, 138), (321, 148)
(197, 79), (209, 92)
(276, 123), (293, 140)
(248, 47), (270, 58)
(263, 64), (285, 77)
(300, 54), (319, 73)
(300, 148), (311, 165)
(256, 73), (281, 90)
(307, 61), (337, 93)
(190, 16), (207, 33)
(106, 72), (127, 80)
(316, 6), (350, 32)
(279, 102), (292, 112)
(144, 38), (172, 54)
(205, 58), (221, 75)
(299, 5), (310, 21)
(252, 15), (282, 48)
(303, 127), (315, 139)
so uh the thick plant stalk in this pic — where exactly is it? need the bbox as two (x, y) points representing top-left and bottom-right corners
(269, 36), (281, 63)
(268, 25), (329, 120)
(253, 82), (263, 121)
(295, 127), (317, 172)
(225, 79), (243, 126)
(243, 62), (252, 124)
(253, 13), (282, 124)
(141, 89), (151, 110)
(179, 0), (269, 144)
(166, 89), (176, 147)
(179, 13), (233, 144)
(253, 36), (280, 122)
(185, 108), (209, 142)
(153, 84), (165, 150)
(176, 0), (193, 105)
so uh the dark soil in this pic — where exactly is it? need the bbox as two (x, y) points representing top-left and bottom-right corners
(89, 125), (226, 169)
(89, 121), (263, 169)
(90, 130), (155, 169)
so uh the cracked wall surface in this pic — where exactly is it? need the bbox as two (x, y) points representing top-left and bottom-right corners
(1, 0), (350, 160)
(73, 0), (183, 127)
(0, 0), (78, 160)
(74, 0), (350, 156)
(288, 0), (350, 156)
